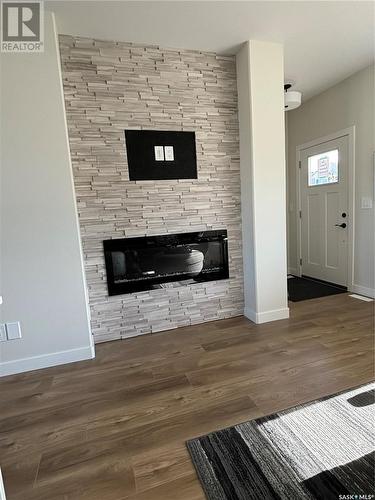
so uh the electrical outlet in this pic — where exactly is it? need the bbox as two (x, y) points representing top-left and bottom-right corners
(164, 146), (174, 161)
(6, 322), (22, 340)
(154, 146), (164, 161)
(0, 324), (7, 342)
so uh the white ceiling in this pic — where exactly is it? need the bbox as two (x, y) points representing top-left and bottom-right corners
(49, 1), (375, 100)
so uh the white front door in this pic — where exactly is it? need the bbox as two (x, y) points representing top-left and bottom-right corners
(300, 135), (349, 286)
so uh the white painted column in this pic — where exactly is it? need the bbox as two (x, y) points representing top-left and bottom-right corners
(236, 40), (289, 323)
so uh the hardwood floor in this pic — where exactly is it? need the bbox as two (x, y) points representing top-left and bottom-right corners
(0, 293), (374, 499)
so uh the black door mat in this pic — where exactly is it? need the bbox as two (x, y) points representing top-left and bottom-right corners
(288, 276), (347, 302)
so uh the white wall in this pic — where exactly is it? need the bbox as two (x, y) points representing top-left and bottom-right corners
(237, 41), (289, 323)
(287, 65), (375, 296)
(0, 12), (94, 376)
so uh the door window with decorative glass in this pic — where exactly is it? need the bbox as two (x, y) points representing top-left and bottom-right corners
(308, 149), (339, 186)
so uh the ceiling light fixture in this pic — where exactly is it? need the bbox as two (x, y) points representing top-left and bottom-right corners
(284, 83), (302, 111)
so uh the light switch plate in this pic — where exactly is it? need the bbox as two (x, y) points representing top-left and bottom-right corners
(6, 321), (22, 340)
(361, 197), (373, 209)
(0, 324), (6, 342)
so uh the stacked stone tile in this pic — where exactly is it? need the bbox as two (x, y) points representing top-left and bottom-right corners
(59, 35), (244, 342)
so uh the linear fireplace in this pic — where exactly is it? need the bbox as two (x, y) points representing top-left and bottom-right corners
(103, 230), (229, 295)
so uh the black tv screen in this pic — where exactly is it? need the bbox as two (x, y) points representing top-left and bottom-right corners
(125, 130), (197, 181)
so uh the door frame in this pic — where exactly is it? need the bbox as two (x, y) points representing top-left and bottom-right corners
(295, 126), (355, 290)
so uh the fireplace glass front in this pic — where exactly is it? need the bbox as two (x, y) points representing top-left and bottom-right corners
(103, 230), (229, 295)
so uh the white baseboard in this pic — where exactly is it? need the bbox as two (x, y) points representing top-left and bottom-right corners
(244, 307), (290, 324)
(350, 284), (375, 299)
(0, 345), (95, 377)
(288, 267), (298, 276)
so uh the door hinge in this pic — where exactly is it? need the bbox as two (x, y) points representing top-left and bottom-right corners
(299, 161), (301, 169)
(299, 210), (302, 219)
(299, 258), (302, 266)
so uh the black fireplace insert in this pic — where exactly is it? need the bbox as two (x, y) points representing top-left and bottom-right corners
(103, 230), (229, 295)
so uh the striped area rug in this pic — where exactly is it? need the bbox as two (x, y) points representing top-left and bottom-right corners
(187, 383), (375, 499)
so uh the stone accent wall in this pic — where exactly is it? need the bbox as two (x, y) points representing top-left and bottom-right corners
(59, 35), (243, 343)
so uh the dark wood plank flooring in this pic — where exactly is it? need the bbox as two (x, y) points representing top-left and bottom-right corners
(0, 294), (374, 499)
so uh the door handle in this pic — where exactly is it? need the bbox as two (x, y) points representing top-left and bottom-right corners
(335, 223), (347, 228)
